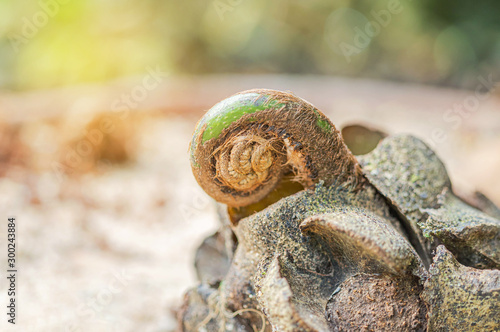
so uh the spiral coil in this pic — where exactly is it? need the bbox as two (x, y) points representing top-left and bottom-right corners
(215, 136), (277, 191)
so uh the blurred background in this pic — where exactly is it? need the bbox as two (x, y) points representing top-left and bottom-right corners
(2, 0), (500, 89)
(0, 0), (499, 331)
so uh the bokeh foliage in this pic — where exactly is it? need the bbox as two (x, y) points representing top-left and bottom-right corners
(1, 0), (499, 90)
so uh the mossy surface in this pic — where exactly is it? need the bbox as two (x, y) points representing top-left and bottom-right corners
(359, 134), (451, 266)
(179, 182), (426, 331)
(181, 93), (500, 331)
(421, 192), (500, 268)
(423, 245), (500, 331)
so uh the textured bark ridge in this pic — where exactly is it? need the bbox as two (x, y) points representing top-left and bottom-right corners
(180, 90), (500, 331)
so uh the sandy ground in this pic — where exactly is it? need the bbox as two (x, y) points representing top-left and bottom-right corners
(0, 75), (499, 332)
(0, 116), (219, 332)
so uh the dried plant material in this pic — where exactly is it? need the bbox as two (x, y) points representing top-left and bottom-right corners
(359, 135), (500, 269)
(422, 191), (500, 269)
(422, 245), (500, 331)
(0, 121), (27, 175)
(57, 112), (143, 175)
(341, 124), (387, 155)
(181, 89), (500, 332)
(326, 274), (427, 332)
(194, 229), (235, 285)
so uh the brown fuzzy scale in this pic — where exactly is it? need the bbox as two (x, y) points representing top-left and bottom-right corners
(326, 274), (427, 332)
(192, 89), (365, 207)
